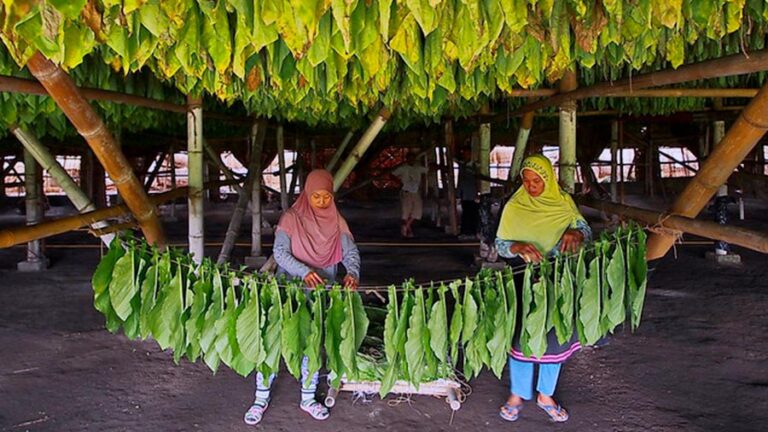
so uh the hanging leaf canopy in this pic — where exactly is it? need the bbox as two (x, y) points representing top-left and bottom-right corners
(1, 0), (767, 133)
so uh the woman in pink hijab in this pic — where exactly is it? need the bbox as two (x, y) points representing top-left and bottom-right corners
(244, 169), (360, 426)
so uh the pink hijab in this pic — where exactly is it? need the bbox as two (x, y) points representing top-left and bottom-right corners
(276, 169), (352, 269)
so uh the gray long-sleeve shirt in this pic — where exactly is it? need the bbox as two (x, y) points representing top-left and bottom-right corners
(273, 230), (361, 282)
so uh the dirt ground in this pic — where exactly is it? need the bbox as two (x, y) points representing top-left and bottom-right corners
(1, 197), (767, 431)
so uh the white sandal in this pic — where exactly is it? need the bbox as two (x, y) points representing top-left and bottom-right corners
(300, 399), (329, 420)
(244, 401), (269, 425)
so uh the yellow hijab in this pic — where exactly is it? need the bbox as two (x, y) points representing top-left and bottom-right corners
(497, 154), (585, 254)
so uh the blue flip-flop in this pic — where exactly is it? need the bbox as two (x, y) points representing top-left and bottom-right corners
(499, 403), (523, 422)
(536, 402), (569, 422)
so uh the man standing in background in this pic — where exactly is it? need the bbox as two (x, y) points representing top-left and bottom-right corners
(393, 152), (427, 238)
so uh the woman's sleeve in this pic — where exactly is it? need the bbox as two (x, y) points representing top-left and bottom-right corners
(273, 230), (312, 278)
(496, 237), (519, 259)
(573, 219), (593, 243)
(341, 234), (361, 280)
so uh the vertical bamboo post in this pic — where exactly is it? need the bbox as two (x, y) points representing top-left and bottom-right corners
(250, 121), (267, 260)
(169, 146), (177, 220)
(479, 123), (491, 194)
(25, 52), (165, 246)
(187, 95), (204, 263)
(610, 120), (619, 201)
(508, 111), (535, 183)
(218, 121), (266, 265)
(333, 107), (392, 191)
(277, 125), (289, 210)
(12, 126), (114, 246)
(646, 82), (768, 260)
(289, 136), (302, 199)
(559, 70), (578, 193)
(712, 120), (731, 255)
(619, 120), (625, 204)
(18, 148), (48, 271)
(326, 131), (354, 172)
(444, 120), (459, 236)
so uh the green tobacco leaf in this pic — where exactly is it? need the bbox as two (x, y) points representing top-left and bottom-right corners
(405, 287), (426, 389)
(236, 279), (264, 365)
(325, 286), (346, 388)
(383, 285), (398, 364)
(448, 280), (464, 365)
(526, 277), (548, 359)
(580, 255), (602, 345)
(185, 275), (210, 362)
(258, 282), (282, 382)
(110, 248), (137, 321)
(93, 238), (124, 322)
(304, 289), (324, 387)
(520, 265), (533, 355)
(558, 255), (575, 345)
(201, 267), (225, 373)
(604, 237), (627, 334)
(630, 227), (648, 330)
(380, 288), (413, 398)
(427, 284), (448, 363)
(339, 290), (369, 380)
(149, 264), (184, 353)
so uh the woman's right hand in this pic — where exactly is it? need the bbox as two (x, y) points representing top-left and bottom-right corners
(509, 242), (543, 263)
(303, 271), (324, 289)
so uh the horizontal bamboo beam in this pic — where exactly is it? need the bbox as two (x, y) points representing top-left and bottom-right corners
(0, 178), (240, 249)
(505, 88), (759, 98)
(26, 52), (166, 246)
(0, 75), (249, 123)
(646, 80), (768, 259)
(0, 188), (187, 249)
(576, 197), (768, 254)
(511, 50), (768, 116)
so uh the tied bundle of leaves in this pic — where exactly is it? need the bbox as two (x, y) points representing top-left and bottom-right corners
(92, 224), (648, 396)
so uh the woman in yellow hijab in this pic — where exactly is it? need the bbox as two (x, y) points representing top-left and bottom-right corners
(496, 154), (592, 424)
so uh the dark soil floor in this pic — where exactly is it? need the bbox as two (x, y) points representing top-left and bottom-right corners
(1, 195), (767, 431)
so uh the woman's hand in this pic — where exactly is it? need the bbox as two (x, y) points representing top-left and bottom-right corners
(343, 275), (359, 291)
(303, 271), (324, 289)
(510, 242), (543, 263)
(559, 229), (585, 254)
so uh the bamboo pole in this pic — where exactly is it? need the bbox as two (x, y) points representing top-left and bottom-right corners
(12, 125), (114, 246)
(250, 121), (267, 259)
(277, 125), (289, 210)
(143, 149), (167, 191)
(559, 70), (578, 193)
(479, 123), (491, 194)
(187, 96), (204, 263)
(646, 82), (768, 260)
(18, 148), (47, 270)
(326, 131), (354, 172)
(169, 147), (177, 220)
(333, 107), (392, 191)
(203, 140), (245, 196)
(505, 88), (760, 98)
(610, 120), (619, 201)
(0, 75), (249, 123)
(508, 111), (535, 184)
(217, 121), (266, 265)
(444, 120), (459, 236)
(576, 197), (768, 254)
(510, 50), (768, 116)
(25, 52), (165, 246)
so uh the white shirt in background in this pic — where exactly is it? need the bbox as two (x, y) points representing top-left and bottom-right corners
(393, 164), (427, 194)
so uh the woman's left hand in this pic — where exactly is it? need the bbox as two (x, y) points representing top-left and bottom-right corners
(343, 275), (359, 291)
(559, 229), (585, 254)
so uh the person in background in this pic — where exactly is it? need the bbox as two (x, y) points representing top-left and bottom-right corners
(495, 154), (592, 424)
(243, 169), (360, 426)
(457, 149), (479, 240)
(392, 152), (427, 238)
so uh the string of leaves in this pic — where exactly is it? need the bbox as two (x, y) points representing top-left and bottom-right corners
(92, 224), (647, 396)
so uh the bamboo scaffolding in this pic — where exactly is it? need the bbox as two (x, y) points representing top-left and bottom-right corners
(276, 125), (289, 210)
(508, 111), (535, 185)
(559, 70), (578, 193)
(217, 121), (266, 265)
(18, 148), (46, 269)
(576, 197), (768, 254)
(25, 52), (165, 246)
(646, 81), (768, 259)
(187, 96), (204, 263)
(333, 107), (392, 191)
(444, 120), (459, 235)
(12, 125), (114, 246)
(326, 130), (355, 172)
(203, 140), (245, 195)
(511, 50), (768, 116)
